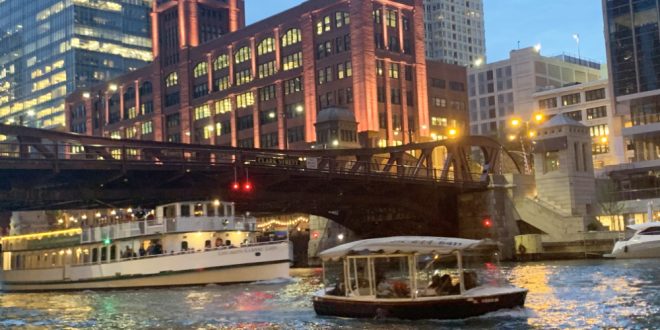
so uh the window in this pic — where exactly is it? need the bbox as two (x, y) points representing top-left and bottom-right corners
(585, 88), (605, 102)
(193, 83), (208, 98)
(257, 37), (275, 55)
(165, 72), (178, 87)
(285, 103), (305, 118)
(431, 79), (445, 88)
(563, 110), (582, 121)
(194, 104), (211, 120)
(287, 126), (305, 143)
(373, 9), (381, 24)
(214, 76), (230, 91)
(238, 138), (254, 148)
(234, 46), (251, 64)
(282, 52), (302, 71)
(281, 29), (301, 47)
(259, 109), (278, 125)
(586, 106), (607, 120)
(316, 41), (333, 59)
(260, 132), (279, 148)
(589, 124), (609, 137)
(215, 98), (232, 114)
(139, 81), (152, 96)
(193, 62), (208, 78)
(592, 143), (609, 155)
(235, 69), (253, 86)
(388, 63), (399, 79)
(141, 101), (153, 115)
(236, 92), (254, 108)
(142, 121), (153, 135)
(335, 12), (350, 28)
(237, 115), (254, 130)
(562, 93), (580, 106)
(544, 151), (560, 172)
(433, 97), (446, 107)
(166, 113), (180, 128)
(258, 60), (277, 78)
(213, 54), (229, 70)
(391, 88), (401, 104)
(539, 97), (557, 110)
(377, 60), (384, 76)
(431, 117), (448, 127)
(165, 92), (180, 107)
(449, 81), (465, 91)
(259, 84), (277, 102)
(386, 10), (397, 28)
(284, 77), (303, 95)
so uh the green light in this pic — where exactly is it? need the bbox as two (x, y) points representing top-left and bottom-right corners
(103, 238), (111, 245)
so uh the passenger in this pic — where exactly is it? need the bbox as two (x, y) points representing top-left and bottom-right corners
(431, 274), (454, 295)
(204, 240), (212, 250)
(215, 238), (222, 248)
(375, 272), (392, 297)
(463, 270), (479, 290)
(328, 282), (345, 296)
(154, 241), (163, 254)
(146, 241), (155, 255)
(138, 245), (146, 257)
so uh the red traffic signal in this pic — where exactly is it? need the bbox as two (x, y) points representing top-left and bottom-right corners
(482, 217), (492, 228)
(231, 182), (241, 191)
(243, 182), (253, 192)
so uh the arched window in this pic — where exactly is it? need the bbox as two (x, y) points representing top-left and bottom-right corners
(234, 46), (251, 64)
(193, 61), (208, 78)
(281, 28), (301, 47)
(140, 81), (152, 96)
(165, 72), (178, 88)
(123, 87), (135, 100)
(213, 54), (229, 70)
(257, 37), (275, 55)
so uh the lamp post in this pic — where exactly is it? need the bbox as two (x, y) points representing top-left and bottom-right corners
(573, 34), (581, 64)
(509, 114), (544, 175)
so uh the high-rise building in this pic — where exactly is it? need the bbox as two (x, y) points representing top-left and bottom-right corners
(67, 0), (442, 150)
(423, 0), (485, 67)
(0, 0), (154, 130)
(604, 0), (660, 163)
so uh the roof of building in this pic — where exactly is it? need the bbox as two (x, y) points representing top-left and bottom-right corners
(539, 115), (585, 128)
(316, 107), (356, 123)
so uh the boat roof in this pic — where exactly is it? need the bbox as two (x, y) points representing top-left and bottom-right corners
(628, 221), (660, 231)
(319, 236), (495, 260)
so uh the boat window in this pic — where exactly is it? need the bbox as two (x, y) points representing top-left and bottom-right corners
(83, 249), (90, 263)
(110, 245), (117, 260)
(206, 203), (216, 216)
(92, 248), (98, 262)
(346, 257), (373, 296)
(164, 205), (176, 218)
(416, 253), (461, 296)
(181, 241), (188, 251)
(205, 240), (212, 249)
(639, 226), (660, 235)
(323, 260), (345, 296)
(373, 256), (412, 298)
(181, 204), (191, 217)
(101, 247), (107, 262)
(194, 203), (204, 217)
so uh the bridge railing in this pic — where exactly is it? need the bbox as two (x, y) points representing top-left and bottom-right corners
(0, 141), (485, 185)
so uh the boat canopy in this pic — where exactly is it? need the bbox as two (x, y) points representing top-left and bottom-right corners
(628, 221), (660, 231)
(319, 236), (496, 260)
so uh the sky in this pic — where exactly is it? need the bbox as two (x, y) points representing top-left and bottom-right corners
(245, 0), (607, 64)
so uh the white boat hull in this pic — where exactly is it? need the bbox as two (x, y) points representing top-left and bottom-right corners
(608, 239), (660, 259)
(1, 242), (290, 292)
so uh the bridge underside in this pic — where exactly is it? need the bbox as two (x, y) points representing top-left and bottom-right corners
(0, 166), (462, 237)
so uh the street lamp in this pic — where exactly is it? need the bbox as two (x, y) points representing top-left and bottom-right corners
(508, 114), (544, 175)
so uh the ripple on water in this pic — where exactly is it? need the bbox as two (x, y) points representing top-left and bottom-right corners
(1, 260), (660, 329)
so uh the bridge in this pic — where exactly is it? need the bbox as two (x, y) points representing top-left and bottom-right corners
(0, 124), (519, 237)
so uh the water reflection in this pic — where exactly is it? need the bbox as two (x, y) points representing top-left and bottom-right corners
(1, 260), (659, 329)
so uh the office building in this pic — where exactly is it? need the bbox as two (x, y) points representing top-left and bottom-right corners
(0, 0), (155, 131)
(468, 47), (605, 139)
(67, 0), (444, 150)
(423, 0), (485, 67)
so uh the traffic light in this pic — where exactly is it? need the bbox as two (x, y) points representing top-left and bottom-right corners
(243, 181), (253, 192)
(231, 182), (240, 191)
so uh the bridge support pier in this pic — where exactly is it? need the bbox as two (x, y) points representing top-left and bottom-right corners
(458, 174), (521, 260)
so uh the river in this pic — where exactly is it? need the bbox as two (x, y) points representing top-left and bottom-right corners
(1, 259), (659, 329)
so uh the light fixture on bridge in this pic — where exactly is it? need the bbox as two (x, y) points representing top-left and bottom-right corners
(482, 216), (492, 228)
(82, 92), (91, 99)
(332, 139), (339, 147)
(448, 128), (457, 137)
(337, 233), (345, 241)
(243, 181), (253, 192)
(108, 84), (118, 92)
(231, 182), (241, 191)
(213, 199), (221, 206)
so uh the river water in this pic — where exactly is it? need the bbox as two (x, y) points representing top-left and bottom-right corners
(1, 259), (659, 329)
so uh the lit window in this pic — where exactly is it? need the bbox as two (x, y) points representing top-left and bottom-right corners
(165, 72), (178, 88)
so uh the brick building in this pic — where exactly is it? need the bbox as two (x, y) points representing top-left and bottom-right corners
(66, 0), (466, 149)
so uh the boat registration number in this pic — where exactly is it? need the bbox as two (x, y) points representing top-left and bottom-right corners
(468, 297), (499, 304)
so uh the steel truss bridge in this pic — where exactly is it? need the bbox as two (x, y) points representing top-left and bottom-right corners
(0, 124), (519, 237)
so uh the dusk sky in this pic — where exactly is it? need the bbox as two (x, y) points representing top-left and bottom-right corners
(245, 0), (607, 64)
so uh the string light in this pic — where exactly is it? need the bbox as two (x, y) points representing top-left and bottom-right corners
(257, 217), (309, 230)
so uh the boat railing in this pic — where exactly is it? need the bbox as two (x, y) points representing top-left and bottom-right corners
(69, 239), (288, 268)
(80, 216), (256, 243)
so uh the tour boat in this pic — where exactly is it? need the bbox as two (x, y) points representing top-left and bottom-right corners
(312, 236), (527, 320)
(606, 222), (660, 259)
(0, 201), (291, 292)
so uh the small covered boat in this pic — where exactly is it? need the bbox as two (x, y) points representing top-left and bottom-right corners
(313, 236), (527, 320)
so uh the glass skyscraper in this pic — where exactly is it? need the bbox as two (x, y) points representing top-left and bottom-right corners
(0, 0), (153, 130)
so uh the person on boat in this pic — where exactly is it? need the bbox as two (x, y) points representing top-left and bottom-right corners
(138, 244), (146, 257)
(154, 240), (163, 254)
(429, 274), (454, 295)
(215, 238), (222, 248)
(463, 270), (479, 290)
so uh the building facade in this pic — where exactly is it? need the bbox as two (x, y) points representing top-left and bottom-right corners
(532, 80), (624, 169)
(0, 0), (154, 131)
(426, 60), (468, 140)
(423, 0), (485, 67)
(67, 0), (445, 150)
(468, 47), (605, 139)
